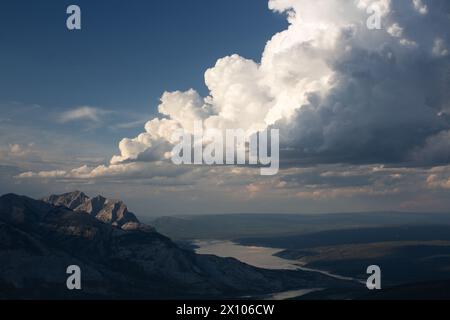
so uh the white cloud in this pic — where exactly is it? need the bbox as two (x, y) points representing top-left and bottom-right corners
(18, 170), (67, 179)
(387, 23), (403, 37)
(17, 162), (188, 181)
(112, 119), (148, 129)
(412, 0), (428, 15)
(432, 38), (449, 57)
(9, 144), (25, 155)
(427, 174), (450, 189)
(58, 106), (111, 123)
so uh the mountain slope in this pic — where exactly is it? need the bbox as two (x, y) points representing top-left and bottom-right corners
(0, 193), (349, 299)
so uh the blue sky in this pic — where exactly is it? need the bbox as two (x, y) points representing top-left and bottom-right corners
(0, 0), (286, 140)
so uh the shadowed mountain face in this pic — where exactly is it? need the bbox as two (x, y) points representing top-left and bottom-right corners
(0, 193), (346, 299)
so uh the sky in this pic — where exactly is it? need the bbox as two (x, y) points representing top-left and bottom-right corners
(1, 0), (450, 217)
(0, 0), (286, 146)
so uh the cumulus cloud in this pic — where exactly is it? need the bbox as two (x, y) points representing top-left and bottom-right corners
(412, 0), (428, 15)
(20, 0), (450, 182)
(107, 0), (450, 168)
(425, 165), (450, 189)
(432, 38), (449, 57)
(427, 174), (450, 189)
(272, 0), (450, 165)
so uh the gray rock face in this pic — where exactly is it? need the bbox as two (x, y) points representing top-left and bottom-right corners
(0, 193), (348, 299)
(43, 191), (89, 210)
(42, 191), (144, 230)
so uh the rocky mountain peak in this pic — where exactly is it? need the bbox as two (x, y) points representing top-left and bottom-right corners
(43, 191), (144, 230)
(43, 191), (89, 210)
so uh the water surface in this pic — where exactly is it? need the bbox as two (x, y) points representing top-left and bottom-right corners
(194, 240), (364, 284)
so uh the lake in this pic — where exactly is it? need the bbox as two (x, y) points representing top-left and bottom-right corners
(194, 240), (364, 285)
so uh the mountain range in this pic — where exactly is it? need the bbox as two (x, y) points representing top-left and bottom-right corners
(0, 191), (347, 299)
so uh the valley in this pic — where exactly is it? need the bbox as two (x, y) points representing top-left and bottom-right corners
(154, 213), (450, 299)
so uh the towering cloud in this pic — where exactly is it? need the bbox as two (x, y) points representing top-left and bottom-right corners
(20, 0), (450, 180)
(272, 0), (450, 165)
(107, 0), (449, 169)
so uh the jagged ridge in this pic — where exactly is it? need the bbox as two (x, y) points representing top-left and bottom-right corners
(43, 191), (147, 231)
